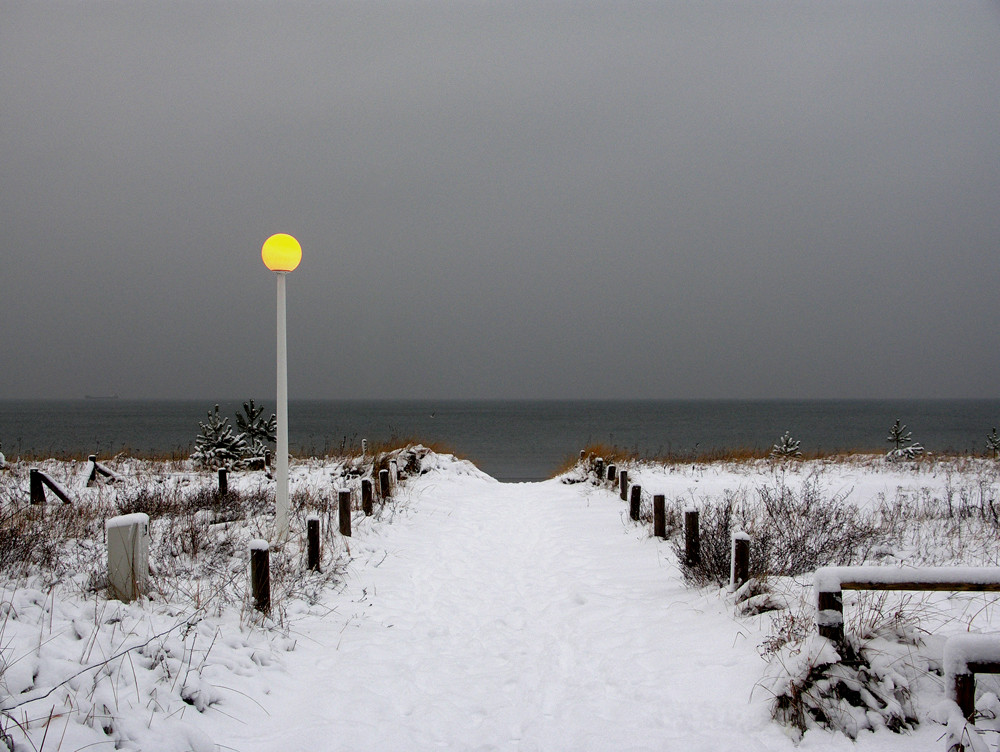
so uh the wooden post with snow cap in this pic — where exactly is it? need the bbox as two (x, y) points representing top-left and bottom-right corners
(619, 470), (628, 501)
(944, 634), (1000, 723)
(250, 540), (271, 614)
(361, 478), (373, 516)
(339, 490), (352, 537)
(684, 508), (700, 567)
(731, 531), (750, 590)
(606, 464), (616, 483)
(580, 449), (585, 461)
(379, 469), (390, 499)
(218, 468), (228, 496)
(629, 485), (641, 521)
(653, 495), (666, 538)
(595, 457), (604, 482)
(307, 516), (320, 571)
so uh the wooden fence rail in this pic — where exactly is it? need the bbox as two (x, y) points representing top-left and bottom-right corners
(814, 566), (1000, 643)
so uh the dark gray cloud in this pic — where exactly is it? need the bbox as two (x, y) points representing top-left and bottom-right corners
(2, 0), (999, 399)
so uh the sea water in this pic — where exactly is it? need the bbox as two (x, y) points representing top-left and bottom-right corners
(1, 399), (998, 481)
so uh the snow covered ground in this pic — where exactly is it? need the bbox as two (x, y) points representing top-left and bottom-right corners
(2, 452), (999, 750)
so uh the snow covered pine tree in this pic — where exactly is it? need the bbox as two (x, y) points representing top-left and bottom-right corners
(192, 405), (248, 469)
(235, 399), (277, 460)
(770, 431), (802, 459)
(886, 419), (924, 461)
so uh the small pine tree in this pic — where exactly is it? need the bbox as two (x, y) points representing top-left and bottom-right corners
(192, 405), (248, 469)
(886, 419), (911, 451)
(235, 399), (276, 458)
(885, 419), (924, 461)
(770, 431), (802, 459)
(987, 427), (1000, 459)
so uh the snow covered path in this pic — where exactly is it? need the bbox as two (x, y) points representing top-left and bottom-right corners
(219, 471), (935, 751)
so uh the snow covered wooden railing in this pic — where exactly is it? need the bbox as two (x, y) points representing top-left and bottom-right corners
(85, 454), (118, 487)
(29, 468), (73, 504)
(943, 634), (1000, 724)
(815, 566), (1000, 643)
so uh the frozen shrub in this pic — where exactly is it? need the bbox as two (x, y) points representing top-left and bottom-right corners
(676, 477), (885, 586)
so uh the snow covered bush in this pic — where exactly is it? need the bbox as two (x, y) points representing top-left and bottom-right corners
(763, 631), (920, 741)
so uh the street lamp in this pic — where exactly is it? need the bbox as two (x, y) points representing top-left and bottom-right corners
(261, 233), (302, 541)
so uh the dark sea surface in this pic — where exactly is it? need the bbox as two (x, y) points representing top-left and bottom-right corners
(1, 400), (998, 482)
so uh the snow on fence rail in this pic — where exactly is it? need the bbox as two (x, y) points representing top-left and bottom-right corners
(814, 566), (1000, 643)
(29, 468), (73, 504)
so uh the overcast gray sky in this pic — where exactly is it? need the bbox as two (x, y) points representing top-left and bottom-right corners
(2, 0), (999, 400)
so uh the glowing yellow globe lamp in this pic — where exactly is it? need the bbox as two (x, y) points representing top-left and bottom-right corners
(261, 233), (302, 273)
(261, 232), (302, 542)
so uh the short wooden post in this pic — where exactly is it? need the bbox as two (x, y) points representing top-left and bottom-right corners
(619, 470), (628, 501)
(579, 450), (585, 461)
(816, 589), (844, 643)
(379, 469), (390, 498)
(30, 469), (45, 504)
(684, 509), (700, 566)
(264, 449), (272, 470)
(731, 532), (750, 589)
(389, 459), (398, 484)
(607, 464), (616, 483)
(250, 541), (271, 614)
(361, 478), (373, 516)
(595, 457), (604, 481)
(339, 490), (352, 536)
(954, 672), (976, 723)
(629, 484), (641, 521)
(653, 495), (666, 538)
(87, 455), (98, 486)
(307, 516), (320, 571)
(218, 468), (228, 496)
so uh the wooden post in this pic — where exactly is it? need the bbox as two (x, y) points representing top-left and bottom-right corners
(307, 516), (320, 571)
(361, 478), (373, 516)
(339, 489), (352, 537)
(264, 449), (272, 470)
(595, 457), (604, 481)
(30, 469), (45, 504)
(619, 470), (628, 501)
(684, 509), (700, 567)
(605, 464), (615, 483)
(379, 469), (390, 499)
(87, 455), (98, 486)
(389, 459), (398, 484)
(580, 450), (585, 461)
(731, 533), (750, 589)
(817, 589), (844, 643)
(218, 468), (228, 496)
(250, 541), (271, 614)
(629, 484), (641, 521)
(653, 495), (666, 538)
(954, 672), (976, 723)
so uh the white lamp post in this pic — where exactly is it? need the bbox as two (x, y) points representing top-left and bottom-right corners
(261, 233), (302, 542)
